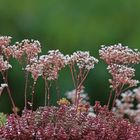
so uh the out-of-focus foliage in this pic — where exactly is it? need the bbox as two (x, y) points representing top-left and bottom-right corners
(0, 0), (140, 113)
(0, 113), (7, 127)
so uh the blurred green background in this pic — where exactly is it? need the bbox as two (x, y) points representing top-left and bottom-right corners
(0, 0), (140, 113)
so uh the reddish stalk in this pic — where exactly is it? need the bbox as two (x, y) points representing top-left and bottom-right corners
(44, 78), (48, 106)
(69, 65), (76, 88)
(31, 81), (36, 111)
(107, 90), (113, 108)
(112, 93), (117, 108)
(44, 80), (51, 106)
(47, 84), (50, 106)
(55, 80), (61, 101)
(112, 85), (124, 108)
(1, 72), (18, 116)
(76, 70), (89, 110)
(24, 71), (29, 109)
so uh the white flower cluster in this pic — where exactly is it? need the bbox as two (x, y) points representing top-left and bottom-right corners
(113, 87), (140, 123)
(65, 86), (89, 104)
(65, 87), (95, 115)
(0, 55), (12, 72)
(47, 49), (66, 69)
(133, 87), (140, 102)
(99, 43), (140, 65)
(0, 36), (12, 47)
(65, 51), (98, 70)
(25, 62), (43, 81)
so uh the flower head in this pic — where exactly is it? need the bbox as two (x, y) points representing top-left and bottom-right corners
(66, 51), (98, 70)
(0, 36), (12, 48)
(39, 50), (65, 80)
(0, 36), (13, 59)
(99, 43), (140, 65)
(107, 64), (139, 89)
(13, 39), (41, 62)
(25, 61), (43, 81)
(0, 55), (12, 72)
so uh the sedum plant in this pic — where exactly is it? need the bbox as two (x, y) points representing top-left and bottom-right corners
(0, 37), (140, 139)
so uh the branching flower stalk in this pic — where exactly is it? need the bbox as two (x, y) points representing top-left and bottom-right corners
(1, 72), (17, 116)
(44, 78), (51, 106)
(0, 37), (42, 111)
(26, 50), (66, 106)
(68, 64), (82, 107)
(31, 81), (36, 111)
(39, 50), (65, 106)
(65, 51), (98, 110)
(0, 36), (18, 115)
(24, 58), (31, 110)
(76, 69), (90, 107)
(99, 44), (140, 108)
(69, 64), (76, 89)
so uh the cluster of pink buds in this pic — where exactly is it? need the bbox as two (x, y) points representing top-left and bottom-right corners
(26, 49), (66, 81)
(65, 51), (98, 70)
(0, 55), (12, 72)
(107, 64), (139, 90)
(26, 50), (99, 82)
(0, 36), (11, 48)
(25, 62), (43, 81)
(13, 39), (41, 62)
(39, 49), (65, 80)
(99, 43), (140, 65)
(0, 36), (13, 59)
(0, 37), (41, 62)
